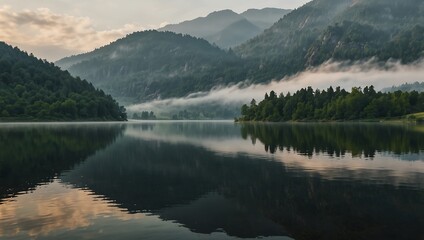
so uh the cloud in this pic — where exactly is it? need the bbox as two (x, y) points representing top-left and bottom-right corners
(127, 59), (424, 116)
(0, 6), (142, 60)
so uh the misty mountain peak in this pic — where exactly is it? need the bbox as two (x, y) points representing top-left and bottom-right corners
(159, 8), (291, 49)
(206, 9), (239, 18)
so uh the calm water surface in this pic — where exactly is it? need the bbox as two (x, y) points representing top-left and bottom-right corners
(0, 121), (424, 240)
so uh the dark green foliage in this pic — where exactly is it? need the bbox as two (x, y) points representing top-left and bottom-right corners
(238, 86), (424, 121)
(0, 42), (127, 121)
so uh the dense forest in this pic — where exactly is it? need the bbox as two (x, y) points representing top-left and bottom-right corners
(0, 42), (127, 121)
(237, 86), (424, 122)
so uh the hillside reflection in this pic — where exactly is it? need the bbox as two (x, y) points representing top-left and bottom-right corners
(0, 123), (124, 202)
(240, 123), (424, 157)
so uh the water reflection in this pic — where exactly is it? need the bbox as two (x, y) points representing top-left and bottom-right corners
(1, 122), (424, 240)
(0, 123), (124, 202)
(240, 123), (424, 157)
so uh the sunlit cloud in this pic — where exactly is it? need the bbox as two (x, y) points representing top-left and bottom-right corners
(0, 6), (142, 60)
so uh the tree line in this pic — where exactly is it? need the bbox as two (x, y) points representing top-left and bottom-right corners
(237, 86), (424, 122)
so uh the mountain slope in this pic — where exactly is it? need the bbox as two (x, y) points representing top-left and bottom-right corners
(236, 0), (354, 59)
(235, 0), (424, 81)
(160, 10), (243, 39)
(241, 8), (292, 29)
(159, 8), (291, 49)
(56, 31), (247, 104)
(0, 42), (126, 121)
(205, 19), (262, 49)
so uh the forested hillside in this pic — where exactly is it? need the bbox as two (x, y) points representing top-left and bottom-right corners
(56, 31), (249, 103)
(236, 0), (424, 81)
(0, 42), (127, 121)
(238, 86), (424, 121)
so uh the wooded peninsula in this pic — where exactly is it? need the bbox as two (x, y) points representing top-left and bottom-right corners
(237, 86), (424, 122)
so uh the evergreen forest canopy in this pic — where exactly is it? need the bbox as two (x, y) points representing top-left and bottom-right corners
(56, 0), (424, 104)
(0, 42), (127, 121)
(237, 86), (424, 122)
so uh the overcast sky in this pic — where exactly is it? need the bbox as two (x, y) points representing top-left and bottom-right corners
(0, 0), (309, 61)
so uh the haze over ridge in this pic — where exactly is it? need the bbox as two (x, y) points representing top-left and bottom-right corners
(0, 0), (308, 60)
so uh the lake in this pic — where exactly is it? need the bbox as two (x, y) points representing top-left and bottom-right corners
(0, 121), (423, 240)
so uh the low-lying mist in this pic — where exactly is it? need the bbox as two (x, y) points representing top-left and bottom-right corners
(127, 59), (424, 119)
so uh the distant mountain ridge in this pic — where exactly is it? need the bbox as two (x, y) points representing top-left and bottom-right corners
(159, 8), (291, 49)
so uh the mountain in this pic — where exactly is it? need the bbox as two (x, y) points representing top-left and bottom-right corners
(56, 31), (246, 104)
(0, 42), (126, 121)
(235, 0), (424, 81)
(205, 19), (262, 49)
(160, 10), (244, 40)
(57, 0), (424, 106)
(241, 8), (292, 29)
(236, 0), (356, 60)
(159, 8), (291, 49)
(237, 0), (424, 60)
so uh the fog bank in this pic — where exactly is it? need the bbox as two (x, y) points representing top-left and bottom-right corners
(127, 59), (424, 117)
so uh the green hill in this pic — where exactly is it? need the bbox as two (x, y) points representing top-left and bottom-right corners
(0, 42), (126, 121)
(56, 31), (247, 103)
